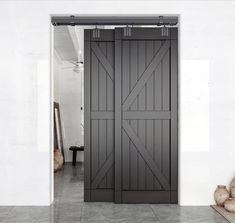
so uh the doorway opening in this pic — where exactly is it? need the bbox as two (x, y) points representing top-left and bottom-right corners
(52, 16), (178, 204)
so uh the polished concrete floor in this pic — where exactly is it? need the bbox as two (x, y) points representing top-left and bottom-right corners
(0, 163), (227, 223)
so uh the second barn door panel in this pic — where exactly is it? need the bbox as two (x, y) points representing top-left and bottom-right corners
(115, 28), (178, 203)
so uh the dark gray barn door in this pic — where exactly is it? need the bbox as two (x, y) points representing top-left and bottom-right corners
(115, 28), (178, 203)
(84, 30), (115, 201)
(85, 28), (178, 203)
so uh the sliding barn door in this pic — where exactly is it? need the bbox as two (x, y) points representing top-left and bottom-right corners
(85, 27), (178, 203)
(115, 28), (178, 203)
(84, 30), (115, 201)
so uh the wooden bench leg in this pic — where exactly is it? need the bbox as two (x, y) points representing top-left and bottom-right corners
(72, 150), (77, 166)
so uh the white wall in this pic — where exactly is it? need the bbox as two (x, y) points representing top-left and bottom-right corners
(0, 0), (235, 206)
(53, 56), (84, 162)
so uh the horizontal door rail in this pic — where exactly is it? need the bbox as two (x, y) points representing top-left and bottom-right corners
(123, 111), (170, 120)
(52, 16), (178, 26)
(91, 112), (114, 120)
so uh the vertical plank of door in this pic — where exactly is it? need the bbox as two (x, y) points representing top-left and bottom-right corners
(91, 120), (99, 181)
(98, 42), (107, 188)
(106, 120), (113, 188)
(153, 40), (163, 189)
(146, 41), (154, 190)
(170, 39), (178, 203)
(91, 51), (99, 112)
(122, 40), (130, 190)
(130, 41), (138, 190)
(162, 47), (170, 111)
(154, 120), (162, 189)
(106, 42), (114, 189)
(153, 40), (163, 112)
(137, 41), (146, 190)
(98, 119), (107, 188)
(91, 50), (99, 181)
(162, 48), (170, 184)
(115, 30), (122, 202)
(162, 120), (170, 181)
(107, 42), (114, 112)
(84, 31), (91, 201)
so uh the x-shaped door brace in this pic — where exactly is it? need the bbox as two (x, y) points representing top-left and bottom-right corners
(91, 40), (171, 191)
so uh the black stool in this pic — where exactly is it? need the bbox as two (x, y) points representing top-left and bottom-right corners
(69, 146), (84, 166)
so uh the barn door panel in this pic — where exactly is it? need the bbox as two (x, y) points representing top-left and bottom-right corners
(85, 28), (178, 203)
(84, 30), (115, 202)
(115, 28), (178, 203)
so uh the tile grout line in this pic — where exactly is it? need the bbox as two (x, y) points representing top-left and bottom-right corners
(80, 203), (84, 222)
(149, 205), (161, 222)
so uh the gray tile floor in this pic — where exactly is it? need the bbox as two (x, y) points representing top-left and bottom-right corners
(0, 163), (227, 223)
